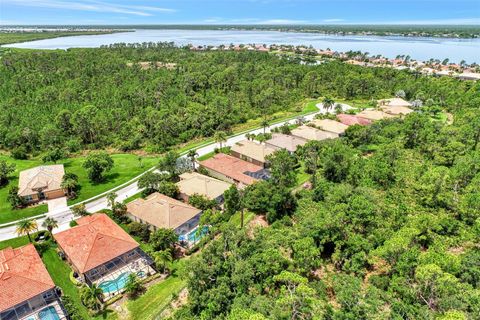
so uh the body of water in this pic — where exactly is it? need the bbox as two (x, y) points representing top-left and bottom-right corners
(4, 29), (480, 63)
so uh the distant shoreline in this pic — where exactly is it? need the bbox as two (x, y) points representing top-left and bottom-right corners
(1, 24), (479, 39)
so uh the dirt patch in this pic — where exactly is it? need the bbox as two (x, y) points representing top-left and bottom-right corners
(160, 288), (189, 318)
(126, 61), (177, 70)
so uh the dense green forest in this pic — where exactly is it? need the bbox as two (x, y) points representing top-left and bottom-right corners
(175, 108), (480, 318)
(1, 42), (478, 156)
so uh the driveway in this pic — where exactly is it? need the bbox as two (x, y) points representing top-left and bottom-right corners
(47, 197), (68, 213)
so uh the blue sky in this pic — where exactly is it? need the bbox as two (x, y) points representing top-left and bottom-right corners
(1, 0), (479, 25)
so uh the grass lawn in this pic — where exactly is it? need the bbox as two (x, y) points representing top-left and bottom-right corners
(229, 210), (255, 227)
(0, 234), (31, 250)
(41, 246), (94, 320)
(295, 162), (311, 187)
(0, 154), (158, 225)
(125, 274), (185, 320)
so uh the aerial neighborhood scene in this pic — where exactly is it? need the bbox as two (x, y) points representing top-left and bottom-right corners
(0, 0), (479, 319)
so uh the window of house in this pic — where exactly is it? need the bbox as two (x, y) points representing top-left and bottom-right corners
(24, 195), (33, 201)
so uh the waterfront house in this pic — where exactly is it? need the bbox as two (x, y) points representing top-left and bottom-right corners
(0, 244), (67, 320)
(176, 172), (232, 203)
(265, 133), (308, 153)
(18, 165), (66, 203)
(199, 153), (269, 188)
(230, 139), (276, 167)
(53, 213), (155, 297)
(309, 119), (350, 135)
(291, 125), (338, 141)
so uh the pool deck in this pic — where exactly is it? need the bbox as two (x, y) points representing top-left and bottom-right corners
(20, 300), (67, 320)
(94, 257), (156, 299)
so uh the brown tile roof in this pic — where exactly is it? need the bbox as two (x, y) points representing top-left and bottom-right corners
(291, 125), (339, 141)
(18, 165), (65, 197)
(231, 140), (276, 164)
(199, 153), (263, 186)
(378, 97), (412, 108)
(177, 172), (231, 200)
(309, 119), (350, 134)
(126, 193), (202, 230)
(265, 133), (308, 153)
(0, 244), (55, 312)
(356, 110), (396, 121)
(336, 114), (372, 126)
(53, 213), (138, 274)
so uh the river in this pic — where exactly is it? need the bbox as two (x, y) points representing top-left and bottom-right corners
(4, 29), (480, 63)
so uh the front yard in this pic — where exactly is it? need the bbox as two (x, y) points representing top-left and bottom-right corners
(0, 153), (158, 225)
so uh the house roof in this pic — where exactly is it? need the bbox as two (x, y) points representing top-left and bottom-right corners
(231, 140), (276, 164)
(309, 119), (350, 134)
(177, 172), (231, 200)
(18, 165), (65, 197)
(378, 97), (412, 108)
(265, 133), (308, 152)
(356, 110), (396, 121)
(0, 244), (55, 312)
(53, 213), (139, 274)
(381, 105), (414, 116)
(291, 125), (338, 141)
(336, 114), (372, 126)
(199, 153), (263, 185)
(126, 193), (202, 230)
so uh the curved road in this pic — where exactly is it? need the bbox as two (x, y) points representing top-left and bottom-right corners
(0, 103), (351, 241)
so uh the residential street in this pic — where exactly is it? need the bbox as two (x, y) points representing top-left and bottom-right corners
(0, 103), (351, 241)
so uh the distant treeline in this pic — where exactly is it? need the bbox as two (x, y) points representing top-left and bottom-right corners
(0, 31), (118, 45)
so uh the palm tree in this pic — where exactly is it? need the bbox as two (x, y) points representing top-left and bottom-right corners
(154, 250), (173, 274)
(261, 118), (269, 135)
(61, 173), (78, 198)
(106, 191), (117, 209)
(187, 149), (198, 171)
(322, 97), (335, 113)
(213, 131), (227, 150)
(16, 219), (38, 242)
(80, 284), (103, 311)
(42, 217), (58, 234)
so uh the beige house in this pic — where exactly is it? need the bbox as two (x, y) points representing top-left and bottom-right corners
(177, 172), (232, 203)
(18, 165), (66, 203)
(309, 119), (350, 135)
(291, 125), (338, 141)
(265, 133), (308, 153)
(126, 192), (202, 236)
(378, 98), (414, 116)
(356, 110), (396, 121)
(230, 140), (276, 167)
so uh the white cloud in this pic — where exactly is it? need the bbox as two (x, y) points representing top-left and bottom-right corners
(322, 18), (345, 23)
(3, 0), (176, 16)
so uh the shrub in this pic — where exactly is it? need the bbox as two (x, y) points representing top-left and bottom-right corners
(11, 146), (28, 159)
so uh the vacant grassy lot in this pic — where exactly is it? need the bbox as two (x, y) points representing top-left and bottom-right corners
(0, 153), (158, 224)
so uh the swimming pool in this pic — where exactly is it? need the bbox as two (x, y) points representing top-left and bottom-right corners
(38, 306), (60, 320)
(180, 226), (209, 243)
(98, 272), (130, 293)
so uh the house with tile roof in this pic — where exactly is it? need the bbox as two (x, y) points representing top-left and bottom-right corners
(199, 153), (269, 189)
(291, 125), (339, 141)
(356, 109), (396, 121)
(230, 139), (276, 167)
(176, 172), (232, 203)
(378, 98), (414, 116)
(53, 213), (155, 290)
(336, 114), (372, 126)
(18, 165), (66, 203)
(265, 133), (308, 153)
(126, 192), (202, 237)
(309, 119), (350, 135)
(0, 244), (67, 320)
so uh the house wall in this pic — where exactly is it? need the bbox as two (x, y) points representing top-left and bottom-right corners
(230, 150), (265, 167)
(22, 188), (65, 203)
(126, 213), (157, 232)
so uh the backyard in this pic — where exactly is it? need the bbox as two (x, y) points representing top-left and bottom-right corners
(0, 153), (158, 225)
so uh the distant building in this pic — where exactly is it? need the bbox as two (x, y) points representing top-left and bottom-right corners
(17, 165), (66, 203)
(54, 213), (155, 296)
(230, 140), (276, 167)
(336, 114), (372, 126)
(126, 192), (202, 236)
(309, 119), (350, 135)
(176, 172), (231, 203)
(356, 110), (396, 121)
(456, 72), (480, 81)
(265, 133), (308, 153)
(291, 125), (338, 141)
(0, 244), (67, 320)
(199, 153), (269, 188)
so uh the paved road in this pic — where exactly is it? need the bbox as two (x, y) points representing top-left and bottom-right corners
(0, 103), (350, 241)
